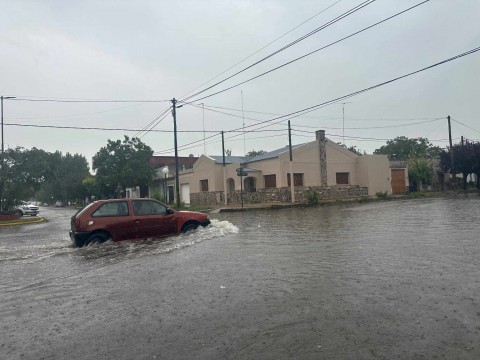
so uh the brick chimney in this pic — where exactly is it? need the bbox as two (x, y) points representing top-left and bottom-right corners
(316, 130), (325, 141)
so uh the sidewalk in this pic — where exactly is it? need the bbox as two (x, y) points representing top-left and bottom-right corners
(209, 202), (309, 213)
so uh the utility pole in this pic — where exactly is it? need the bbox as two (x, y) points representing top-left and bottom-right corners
(1, 96), (15, 212)
(171, 98), (181, 209)
(447, 115), (454, 182)
(288, 121), (295, 203)
(241, 90), (246, 155)
(202, 103), (206, 154)
(222, 131), (227, 205)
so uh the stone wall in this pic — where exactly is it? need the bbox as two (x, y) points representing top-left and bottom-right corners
(190, 185), (368, 205)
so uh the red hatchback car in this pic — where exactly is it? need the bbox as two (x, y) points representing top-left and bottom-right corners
(70, 198), (211, 247)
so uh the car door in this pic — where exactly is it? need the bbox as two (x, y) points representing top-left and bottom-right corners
(132, 200), (177, 239)
(91, 201), (135, 241)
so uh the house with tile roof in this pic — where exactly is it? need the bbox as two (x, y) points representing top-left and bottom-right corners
(175, 130), (391, 205)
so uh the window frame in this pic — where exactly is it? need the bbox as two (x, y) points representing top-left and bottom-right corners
(200, 179), (209, 192)
(336, 172), (350, 185)
(264, 174), (277, 188)
(287, 173), (304, 186)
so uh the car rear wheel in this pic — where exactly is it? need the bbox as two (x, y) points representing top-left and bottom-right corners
(85, 232), (109, 247)
(182, 222), (199, 234)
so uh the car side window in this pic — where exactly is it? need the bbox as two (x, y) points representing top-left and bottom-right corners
(92, 201), (129, 217)
(133, 200), (167, 216)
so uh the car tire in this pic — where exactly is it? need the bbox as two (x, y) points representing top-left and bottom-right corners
(182, 222), (199, 234)
(85, 232), (109, 247)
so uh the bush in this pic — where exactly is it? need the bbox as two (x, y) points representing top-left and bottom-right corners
(376, 191), (388, 199)
(304, 189), (319, 205)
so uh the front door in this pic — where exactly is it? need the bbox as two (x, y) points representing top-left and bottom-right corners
(391, 169), (406, 194)
(132, 199), (177, 239)
(181, 184), (190, 204)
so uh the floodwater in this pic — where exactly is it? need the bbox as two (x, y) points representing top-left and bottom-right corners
(1, 195), (479, 359)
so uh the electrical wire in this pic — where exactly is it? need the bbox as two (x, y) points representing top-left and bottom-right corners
(135, 106), (172, 138)
(225, 46), (480, 135)
(181, 0), (376, 102)
(179, 0), (345, 100)
(10, 97), (170, 103)
(451, 118), (480, 134)
(184, 0), (430, 104)
(3, 122), (219, 133)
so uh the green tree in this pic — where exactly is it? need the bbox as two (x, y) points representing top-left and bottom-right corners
(408, 157), (433, 188)
(92, 136), (155, 198)
(1, 147), (89, 209)
(374, 136), (442, 160)
(246, 150), (267, 158)
(337, 143), (364, 155)
(439, 142), (479, 190)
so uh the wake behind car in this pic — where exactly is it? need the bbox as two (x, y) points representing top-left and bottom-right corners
(69, 198), (211, 247)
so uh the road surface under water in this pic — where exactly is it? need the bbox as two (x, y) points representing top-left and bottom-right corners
(1, 195), (479, 359)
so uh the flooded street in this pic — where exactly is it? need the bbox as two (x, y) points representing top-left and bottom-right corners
(1, 196), (479, 359)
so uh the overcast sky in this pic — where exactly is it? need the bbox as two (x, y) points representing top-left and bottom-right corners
(1, 0), (479, 171)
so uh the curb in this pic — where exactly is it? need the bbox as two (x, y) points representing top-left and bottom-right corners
(0, 217), (46, 227)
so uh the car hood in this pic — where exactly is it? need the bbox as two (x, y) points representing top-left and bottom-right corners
(176, 210), (209, 221)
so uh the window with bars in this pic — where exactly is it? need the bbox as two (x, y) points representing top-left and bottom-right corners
(200, 179), (209, 192)
(287, 173), (304, 186)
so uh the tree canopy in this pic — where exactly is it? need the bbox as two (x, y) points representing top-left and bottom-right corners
(92, 136), (154, 198)
(439, 142), (480, 189)
(246, 150), (267, 158)
(1, 147), (89, 211)
(374, 136), (442, 160)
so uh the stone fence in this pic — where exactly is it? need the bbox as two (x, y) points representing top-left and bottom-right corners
(190, 185), (368, 205)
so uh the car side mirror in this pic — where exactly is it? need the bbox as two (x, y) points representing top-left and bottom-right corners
(166, 207), (175, 215)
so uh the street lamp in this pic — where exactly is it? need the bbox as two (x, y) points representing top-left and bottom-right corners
(161, 166), (169, 203)
(1, 96), (16, 212)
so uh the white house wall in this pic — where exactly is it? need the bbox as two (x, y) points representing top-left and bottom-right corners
(357, 155), (392, 195)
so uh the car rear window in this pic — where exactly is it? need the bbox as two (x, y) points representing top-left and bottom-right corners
(92, 201), (129, 217)
(73, 202), (95, 217)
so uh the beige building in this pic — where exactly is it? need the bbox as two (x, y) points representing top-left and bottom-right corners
(174, 130), (391, 205)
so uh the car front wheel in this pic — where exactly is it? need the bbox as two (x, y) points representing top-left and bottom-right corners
(182, 222), (199, 234)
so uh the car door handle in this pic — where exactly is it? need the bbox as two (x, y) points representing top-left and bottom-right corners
(134, 219), (140, 223)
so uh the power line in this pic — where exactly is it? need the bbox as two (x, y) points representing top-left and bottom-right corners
(179, 0), (345, 100)
(10, 97), (170, 103)
(184, 45), (479, 147)
(191, 102), (445, 123)
(184, 0), (430, 104)
(3, 122), (216, 133)
(181, 0), (376, 102)
(451, 118), (480, 134)
(293, 118), (444, 130)
(135, 106), (172, 138)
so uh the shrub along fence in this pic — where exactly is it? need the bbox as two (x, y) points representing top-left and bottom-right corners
(190, 185), (368, 205)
